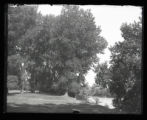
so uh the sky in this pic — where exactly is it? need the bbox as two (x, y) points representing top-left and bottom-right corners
(38, 5), (142, 87)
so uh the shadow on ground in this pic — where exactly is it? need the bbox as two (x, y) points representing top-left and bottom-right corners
(7, 102), (125, 114)
(7, 92), (126, 113)
(7, 92), (22, 96)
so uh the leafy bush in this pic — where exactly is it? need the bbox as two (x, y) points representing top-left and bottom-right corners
(24, 80), (31, 91)
(39, 81), (67, 95)
(7, 75), (19, 90)
(38, 72), (67, 95)
(76, 88), (87, 100)
(68, 91), (76, 98)
(121, 81), (141, 113)
(68, 81), (81, 98)
(51, 82), (67, 95)
(111, 80), (141, 113)
(37, 72), (53, 93)
(91, 86), (112, 97)
(109, 19), (142, 113)
(76, 94), (85, 100)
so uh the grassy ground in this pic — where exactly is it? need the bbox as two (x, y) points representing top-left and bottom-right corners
(7, 91), (125, 113)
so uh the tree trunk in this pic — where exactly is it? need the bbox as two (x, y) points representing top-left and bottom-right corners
(21, 78), (25, 93)
(30, 71), (36, 93)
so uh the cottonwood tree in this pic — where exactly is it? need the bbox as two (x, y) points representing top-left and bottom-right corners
(19, 5), (108, 95)
(8, 5), (108, 94)
(109, 17), (142, 113)
(54, 5), (108, 95)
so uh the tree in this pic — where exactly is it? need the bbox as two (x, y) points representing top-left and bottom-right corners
(109, 17), (142, 113)
(52, 5), (108, 92)
(18, 13), (59, 93)
(7, 54), (28, 91)
(8, 5), (108, 94)
(94, 62), (111, 88)
(8, 5), (38, 92)
(8, 5), (38, 56)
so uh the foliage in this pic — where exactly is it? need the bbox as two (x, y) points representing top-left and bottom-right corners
(109, 17), (142, 113)
(7, 54), (29, 91)
(121, 80), (141, 113)
(90, 84), (111, 97)
(59, 5), (108, 74)
(7, 54), (20, 75)
(8, 5), (108, 94)
(68, 81), (81, 97)
(8, 5), (38, 92)
(94, 62), (111, 88)
(8, 5), (38, 56)
(76, 86), (89, 100)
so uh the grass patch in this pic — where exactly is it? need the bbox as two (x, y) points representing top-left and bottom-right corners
(7, 92), (125, 113)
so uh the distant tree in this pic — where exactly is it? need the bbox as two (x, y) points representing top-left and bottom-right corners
(90, 83), (111, 97)
(109, 17), (142, 113)
(94, 62), (111, 88)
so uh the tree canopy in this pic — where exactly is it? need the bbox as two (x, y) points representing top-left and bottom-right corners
(109, 17), (142, 113)
(94, 62), (111, 88)
(7, 5), (108, 94)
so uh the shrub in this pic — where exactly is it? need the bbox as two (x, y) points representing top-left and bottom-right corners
(37, 73), (53, 93)
(7, 75), (19, 90)
(75, 87), (89, 100)
(39, 81), (67, 96)
(68, 91), (76, 97)
(92, 87), (112, 97)
(68, 81), (81, 98)
(24, 80), (31, 91)
(76, 94), (84, 100)
(51, 83), (67, 95)
(121, 81), (141, 113)
(76, 92), (87, 100)
(111, 80), (141, 113)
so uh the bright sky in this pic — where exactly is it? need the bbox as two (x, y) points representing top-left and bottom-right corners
(38, 5), (142, 87)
